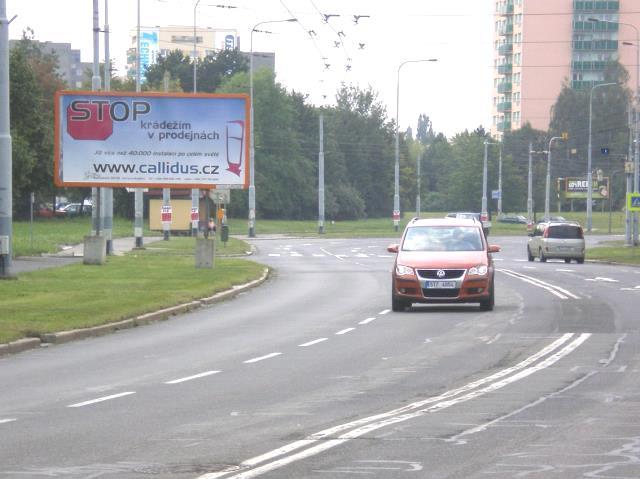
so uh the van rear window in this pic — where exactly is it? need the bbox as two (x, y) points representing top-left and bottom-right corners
(547, 225), (583, 239)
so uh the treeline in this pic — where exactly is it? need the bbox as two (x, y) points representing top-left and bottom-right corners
(8, 35), (633, 220)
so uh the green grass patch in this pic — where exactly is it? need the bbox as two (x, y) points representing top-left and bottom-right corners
(0, 250), (265, 344)
(587, 240), (640, 265)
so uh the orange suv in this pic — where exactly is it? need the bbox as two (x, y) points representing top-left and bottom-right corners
(388, 217), (500, 312)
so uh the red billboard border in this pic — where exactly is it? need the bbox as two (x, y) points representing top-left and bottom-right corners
(54, 90), (251, 190)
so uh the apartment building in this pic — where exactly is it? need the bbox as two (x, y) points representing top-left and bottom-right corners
(491, 0), (640, 138)
(127, 26), (275, 81)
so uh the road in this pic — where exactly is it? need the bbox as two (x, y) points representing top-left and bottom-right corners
(1, 234), (640, 478)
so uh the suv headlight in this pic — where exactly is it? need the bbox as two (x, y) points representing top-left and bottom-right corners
(467, 265), (488, 276)
(395, 264), (415, 276)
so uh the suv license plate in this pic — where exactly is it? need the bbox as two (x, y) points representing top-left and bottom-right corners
(426, 281), (456, 289)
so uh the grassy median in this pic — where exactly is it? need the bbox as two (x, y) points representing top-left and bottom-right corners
(0, 237), (264, 344)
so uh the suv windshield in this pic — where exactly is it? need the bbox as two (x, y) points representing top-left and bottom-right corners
(403, 226), (483, 252)
(547, 224), (583, 239)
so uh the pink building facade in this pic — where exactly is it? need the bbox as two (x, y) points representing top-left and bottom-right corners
(491, 0), (640, 138)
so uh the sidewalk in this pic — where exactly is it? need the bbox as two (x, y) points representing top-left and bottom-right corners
(11, 236), (162, 275)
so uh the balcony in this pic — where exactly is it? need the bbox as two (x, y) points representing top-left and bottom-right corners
(573, 1), (619, 11)
(573, 39), (618, 51)
(498, 43), (513, 55)
(497, 101), (512, 112)
(498, 23), (514, 36)
(572, 60), (607, 71)
(497, 121), (512, 132)
(498, 2), (514, 15)
(573, 20), (618, 32)
(498, 63), (513, 75)
(497, 82), (513, 93)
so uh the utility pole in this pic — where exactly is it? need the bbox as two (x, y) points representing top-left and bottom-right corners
(91, 0), (102, 239)
(527, 142), (533, 224)
(416, 152), (421, 217)
(0, 0), (13, 277)
(318, 112), (325, 234)
(134, 0), (144, 247)
(103, 0), (113, 255)
(497, 147), (503, 216)
(163, 71), (171, 241)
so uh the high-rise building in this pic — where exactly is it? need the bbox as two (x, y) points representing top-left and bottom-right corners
(9, 40), (91, 89)
(491, 0), (640, 138)
(127, 25), (275, 82)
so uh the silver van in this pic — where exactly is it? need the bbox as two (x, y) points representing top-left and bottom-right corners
(527, 221), (585, 263)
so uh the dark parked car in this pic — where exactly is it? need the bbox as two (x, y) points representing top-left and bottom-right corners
(498, 214), (527, 224)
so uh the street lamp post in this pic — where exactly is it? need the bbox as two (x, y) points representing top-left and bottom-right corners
(248, 18), (296, 238)
(545, 136), (563, 220)
(0, 0), (13, 277)
(482, 141), (498, 223)
(587, 82), (617, 231)
(394, 59), (437, 231)
(190, 0), (202, 236)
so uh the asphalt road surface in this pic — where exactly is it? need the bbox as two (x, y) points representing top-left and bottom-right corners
(1, 234), (640, 478)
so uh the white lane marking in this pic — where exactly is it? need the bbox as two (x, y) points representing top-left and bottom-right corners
(499, 269), (579, 299)
(585, 277), (619, 283)
(449, 369), (597, 443)
(600, 333), (627, 368)
(320, 248), (344, 261)
(359, 317), (375, 325)
(198, 334), (584, 479)
(514, 259), (528, 262)
(243, 353), (282, 364)
(312, 254), (326, 257)
(493, 258), (504, 261)
(165, 370), (221, 385)
(355, 254), (368, 258)
(336, 254), (348, 259)
(267, 254), (281, 257)
(377, 255), (394, 258)
(556, 269), (574, 273)
(0, 418), (17, 425)
(299, 338), (328, 347)
(290, 252), (303, 257)
(336, 328), (355, 335)
(379, 309), (390, 315)
(303, 244), (312, 246)
(523, 266), (537, 269)
(621, 285), (640, 291)
(68, 391), (136, 408)
(486, 333), (501, 345)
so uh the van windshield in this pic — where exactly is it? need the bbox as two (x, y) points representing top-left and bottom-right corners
(547, 225), (583, 239)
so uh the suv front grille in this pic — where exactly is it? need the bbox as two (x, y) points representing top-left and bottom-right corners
(417, 269), (465, 280)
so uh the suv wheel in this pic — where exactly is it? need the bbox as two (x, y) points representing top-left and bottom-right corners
(539, 248), (547, 263)
(479, 278), (495, 311)
(577, 257), (585, 264)
(527, 246), (534, 262)
(564, 258), (571, 264)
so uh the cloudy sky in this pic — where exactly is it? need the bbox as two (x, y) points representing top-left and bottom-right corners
(7, 0), (495, 137)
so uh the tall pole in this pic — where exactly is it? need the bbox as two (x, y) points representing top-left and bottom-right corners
(163, 71), (171, 241)
(0, 0), (13, 277)
(482, 141), (488, 220)
(92, 0), (102, 238)
(318, 112), (325, 234)
(103, 0), (113, 255)
(248, 18), (296, 238)
(588, 82), (616, 232)
(416, 152), (421, 217)
(134, 0), (143, 247)
(527, 142), (533, 224)
(545, 136), (562, 220)
(191, 0), (201, 236)
(497, 146), (503, 216)
(395, 58), (437, 232)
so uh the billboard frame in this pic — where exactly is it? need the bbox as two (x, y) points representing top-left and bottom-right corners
(54, 90), (250, 189)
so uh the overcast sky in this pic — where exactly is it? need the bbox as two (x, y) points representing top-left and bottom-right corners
(7, 0), (495, 137)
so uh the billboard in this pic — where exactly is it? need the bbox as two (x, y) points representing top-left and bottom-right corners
(139, 29), (159, 81)
(561, 177), (609, 200)
(55, 91), (250, 189)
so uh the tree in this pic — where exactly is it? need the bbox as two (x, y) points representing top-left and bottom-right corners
(9, 33), (65, 217)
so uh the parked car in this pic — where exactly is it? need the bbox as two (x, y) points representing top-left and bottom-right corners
(35, 204), (64, 218)
(498, 214), (527, 224)
(527, 221), (585, 263)
(445, 212), (491, 236)
(57, 203), (92, 216)
(388, 217), (500, 312)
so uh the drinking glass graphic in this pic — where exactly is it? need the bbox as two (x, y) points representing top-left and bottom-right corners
(226, 120), (244, 176)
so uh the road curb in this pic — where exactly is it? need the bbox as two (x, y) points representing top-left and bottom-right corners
(0, 268), (270, 355)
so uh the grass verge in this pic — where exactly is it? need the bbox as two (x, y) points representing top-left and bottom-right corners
(0, 247), (264, 344)
(588, 240), (640, 265)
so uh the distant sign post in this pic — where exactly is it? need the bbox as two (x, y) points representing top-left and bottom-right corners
(629, 193), (640, 212)
(55, 91), (250, 189)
